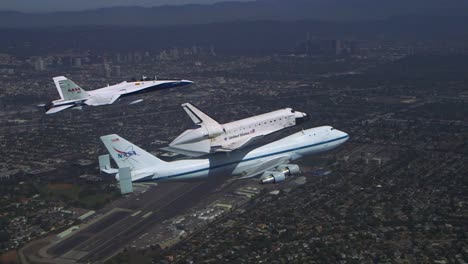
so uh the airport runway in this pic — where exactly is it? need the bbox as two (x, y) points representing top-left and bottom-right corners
(47, 177), (228, 263)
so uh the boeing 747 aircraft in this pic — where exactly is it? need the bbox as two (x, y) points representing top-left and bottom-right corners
(44, 76), (193, 114)
(99, 126), (348, 184)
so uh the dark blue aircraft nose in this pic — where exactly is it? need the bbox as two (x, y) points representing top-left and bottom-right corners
(44, 102), (53, 111)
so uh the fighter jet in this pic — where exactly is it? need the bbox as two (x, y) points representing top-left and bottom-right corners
(162, 103), (309, 156)
(44, 76), (193, 114)
(99, 126), (349, 184)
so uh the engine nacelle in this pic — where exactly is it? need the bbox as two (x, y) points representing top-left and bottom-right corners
(276, 164), (301, 176)
(259, 164), (301, 184)
(204, 123), (224, 138)
(260, 171), (286, 184)
(170, 123), (224, 146)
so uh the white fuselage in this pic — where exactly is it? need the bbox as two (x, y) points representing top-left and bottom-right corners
(168, 108), (308, 155)
(131, 126), (348, 182)
(51, 79), (192, 107)
(215, 108), (306, 148)
(87, 80), (184, 97)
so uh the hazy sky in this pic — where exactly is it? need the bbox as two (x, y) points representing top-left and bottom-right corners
(1, 0), (253, 12)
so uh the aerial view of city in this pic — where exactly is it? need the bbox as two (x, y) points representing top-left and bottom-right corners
(0, 1), (467, 264)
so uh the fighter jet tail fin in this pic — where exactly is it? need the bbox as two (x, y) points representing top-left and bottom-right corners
(100, 134), (167, 170)
(53, 76), (89, 101)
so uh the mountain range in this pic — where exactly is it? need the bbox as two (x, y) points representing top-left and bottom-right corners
(1, 0), (468, 27)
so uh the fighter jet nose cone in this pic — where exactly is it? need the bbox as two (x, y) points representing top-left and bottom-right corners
(180, 80), (194, 85)
(44, 102), (53, 111)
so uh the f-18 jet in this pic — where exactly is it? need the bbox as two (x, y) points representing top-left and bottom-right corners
(99, 126), (349, 184)
(44, 76), (192, 114)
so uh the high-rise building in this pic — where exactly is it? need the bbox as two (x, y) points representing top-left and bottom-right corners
(102, 63), (111, 78)
(134, 52), (142, 62)
(334, 40), (343, 55)
(73, 57), (82, 68)
(34, 57), (45, 71)
(170, 48), (180, 59)
(115, 53), (122, 63)
(210, 45), (216, 56)
(192, 45), (198, 55)
(159, 50), (169, 60)
(112, 65), (121, 77)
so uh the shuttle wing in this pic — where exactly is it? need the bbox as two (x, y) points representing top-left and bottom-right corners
(161, 139), (212, 157)
(237, 155), (290, 179)
(182, 103), (219, 126)
(216, 135), (264, 152)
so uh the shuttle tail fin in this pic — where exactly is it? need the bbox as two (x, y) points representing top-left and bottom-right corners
(53, 76), (89, 101)
(100, 134), (166, 170)
(181, 103), (219, 126)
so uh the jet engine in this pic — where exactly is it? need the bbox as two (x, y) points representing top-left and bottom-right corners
(260, 171), (285, 184)
(260, 164), (301, 184)
(277, 164), (301, 176)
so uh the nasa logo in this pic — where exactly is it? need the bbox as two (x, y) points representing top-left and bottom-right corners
(113, 146), (138, 159)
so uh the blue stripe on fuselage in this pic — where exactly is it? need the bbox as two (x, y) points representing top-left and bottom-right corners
(134, 135), (349, 182)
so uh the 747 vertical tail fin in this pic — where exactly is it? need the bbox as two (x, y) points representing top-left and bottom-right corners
(100, 134), (166, 170)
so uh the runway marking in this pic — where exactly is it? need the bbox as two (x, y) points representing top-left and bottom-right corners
(131, 211), (142, 217)
(77, 183), (202, 261)
(142, 212), (153, 218)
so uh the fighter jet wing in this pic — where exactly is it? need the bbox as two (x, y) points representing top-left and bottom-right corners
(237, 155), (290, 179)
(85, 94), (120, 106)
(45, 104), (75, 114)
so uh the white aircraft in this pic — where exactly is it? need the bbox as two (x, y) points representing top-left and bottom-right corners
(44, 76), (193, 114)
(162, 103), (309, 156)
(99, 126), (348, 184)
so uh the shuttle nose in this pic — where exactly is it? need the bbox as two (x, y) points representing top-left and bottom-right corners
(295, 112), (309, 125)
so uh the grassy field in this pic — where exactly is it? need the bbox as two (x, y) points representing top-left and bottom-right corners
(41, 183), (119, 210)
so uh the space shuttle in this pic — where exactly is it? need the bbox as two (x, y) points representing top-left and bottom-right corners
(162, 103), (309, 157)
(44, 76), (192, 114)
